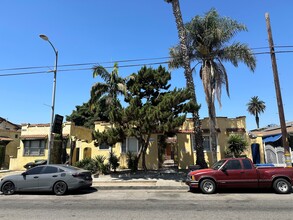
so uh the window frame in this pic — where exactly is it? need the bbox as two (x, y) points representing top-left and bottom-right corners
(23, 139), (46, 156)
(191, 134), (213, 152)
(121, 137), (139, 153)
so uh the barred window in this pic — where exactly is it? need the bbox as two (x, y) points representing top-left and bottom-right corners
(23, 140), (45, 156)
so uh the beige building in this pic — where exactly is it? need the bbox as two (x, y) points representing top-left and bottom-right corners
(9, 116), (255, 170)
(249, 122), (293, 166)
(0, 117), (21, 169)
(9, 122), (92, 170)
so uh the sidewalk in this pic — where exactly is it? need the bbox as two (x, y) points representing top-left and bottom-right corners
(0, 169), (190, 190)
(92, 169), (189, 190)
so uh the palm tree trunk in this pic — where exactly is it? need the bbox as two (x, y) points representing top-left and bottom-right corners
(209, 101), (218, 164)
(255, 112), (260, 128)
(202, 62), (218, 165)
(168, 0), (207, 168)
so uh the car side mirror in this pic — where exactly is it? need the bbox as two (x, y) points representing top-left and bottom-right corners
(21, 172), (27, 176)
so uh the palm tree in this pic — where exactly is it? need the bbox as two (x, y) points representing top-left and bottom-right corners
(169, 9), (256, 164)
(90, 63), (126, 123)
(247, 96), (266, 129)
(165, 0), (207, 168)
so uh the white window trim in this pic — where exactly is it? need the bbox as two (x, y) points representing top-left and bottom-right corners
(191, 134), (218, 152)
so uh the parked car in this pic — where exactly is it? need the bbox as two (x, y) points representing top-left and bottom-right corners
(23, 159), (47, 169)
(0, 164), (92, 195)
(186, 157), (293, 194)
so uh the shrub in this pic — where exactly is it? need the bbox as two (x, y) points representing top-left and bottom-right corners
(109, 152), (119, 172)
(74, 155), (110, 174)
(126, 151), (138, 172)
(74, 158), (96, 173)
(226, 134), (248, 158)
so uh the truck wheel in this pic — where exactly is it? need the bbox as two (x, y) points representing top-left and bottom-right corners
(200, 179), (216, 194)
(273, 178), (291, 194)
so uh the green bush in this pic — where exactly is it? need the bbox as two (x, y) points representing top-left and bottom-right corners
(109, 152), (119, 172)
(126, 151), (138, 172)
(226, 134), (248, 158)
(74, 158), (97, 173)
(74, 155), (109, 174)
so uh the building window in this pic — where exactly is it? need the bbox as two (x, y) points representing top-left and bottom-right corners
(191, 134), (211, 152)
(99, 143), (110, 150)
(23, 139), (45, 156)
(121, 137), (139, 153)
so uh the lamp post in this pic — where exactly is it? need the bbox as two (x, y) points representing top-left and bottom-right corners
(39, 34), (58, 165)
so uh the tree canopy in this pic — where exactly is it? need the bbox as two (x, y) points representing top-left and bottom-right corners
(247, 96), (266, 129)
(169, 8), (256, 164)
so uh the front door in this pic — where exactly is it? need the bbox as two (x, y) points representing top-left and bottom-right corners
(19, 166), (44, 191)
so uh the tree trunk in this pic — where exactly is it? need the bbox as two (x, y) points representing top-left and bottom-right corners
(169, 0), (207, 168)
(255, 112), (260, 128)
(209, 100), (218, 164)
(202, 62), (218, 165)
(69, 139), (76, 165)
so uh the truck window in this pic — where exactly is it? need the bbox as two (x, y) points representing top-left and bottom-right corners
(224, 160), (242, 170)
(242, 159), (253, 169)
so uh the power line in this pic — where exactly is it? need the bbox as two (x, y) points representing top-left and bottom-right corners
(0, 61), (170, 77)
(0, 56), (170, 72)
(1, 49), (293, 77)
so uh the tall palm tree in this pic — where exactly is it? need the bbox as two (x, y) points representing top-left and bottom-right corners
(169, 9), (256, 164)
(90, 63), (126, 123)
(247, 96), (266, 129)
(165, 0), (207, 168)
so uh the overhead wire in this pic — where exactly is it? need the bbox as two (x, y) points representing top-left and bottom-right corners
(1, 46), (293, 77)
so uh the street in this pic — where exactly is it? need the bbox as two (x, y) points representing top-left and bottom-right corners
(1, 188), (293, 220)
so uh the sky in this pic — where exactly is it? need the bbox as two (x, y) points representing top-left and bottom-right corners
(0, 0), (293, 131)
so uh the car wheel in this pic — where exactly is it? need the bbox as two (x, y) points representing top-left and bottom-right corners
(53, 181), (68, 196)
(2, 181), (15, 195)
(273, 178), (291, 194)
(200, 179), (216, 194)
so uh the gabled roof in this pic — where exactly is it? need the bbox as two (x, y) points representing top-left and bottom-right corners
(0, 117), (21, 130)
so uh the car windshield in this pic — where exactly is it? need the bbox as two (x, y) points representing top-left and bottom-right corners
(212, 160), (226, 170)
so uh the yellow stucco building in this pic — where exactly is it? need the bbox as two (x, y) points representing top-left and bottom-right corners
(9, 116), (260, 171)
(0, 117), (21, 170)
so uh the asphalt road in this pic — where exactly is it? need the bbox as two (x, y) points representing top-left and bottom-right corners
(1, 188), (293, 220)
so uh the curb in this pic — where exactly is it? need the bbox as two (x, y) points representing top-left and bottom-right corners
(92, 185), (189, 190)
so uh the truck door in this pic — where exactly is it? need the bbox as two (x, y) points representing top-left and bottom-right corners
(240, 158), (258, 188)
(216, 159), (244, 188)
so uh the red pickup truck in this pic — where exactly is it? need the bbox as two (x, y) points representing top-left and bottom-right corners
(186, 157), (293, 194)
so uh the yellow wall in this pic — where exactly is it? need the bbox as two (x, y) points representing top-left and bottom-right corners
(0, 129), (21, 169)
(9, 122), (93, 170)
(9, 116), (258, 171)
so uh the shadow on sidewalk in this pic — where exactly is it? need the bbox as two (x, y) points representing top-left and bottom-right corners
(99, 168), (189, 182)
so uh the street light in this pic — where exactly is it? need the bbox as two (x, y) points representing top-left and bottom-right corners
(39, 34), (58, 164)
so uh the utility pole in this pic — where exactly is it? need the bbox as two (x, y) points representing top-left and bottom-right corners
(265, 13), (291, 167)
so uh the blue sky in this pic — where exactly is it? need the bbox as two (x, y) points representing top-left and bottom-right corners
(0, 0), (292, 131)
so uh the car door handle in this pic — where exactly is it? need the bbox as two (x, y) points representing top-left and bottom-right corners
(34, 176), (39, 179)
(52, 175), (58, 177)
